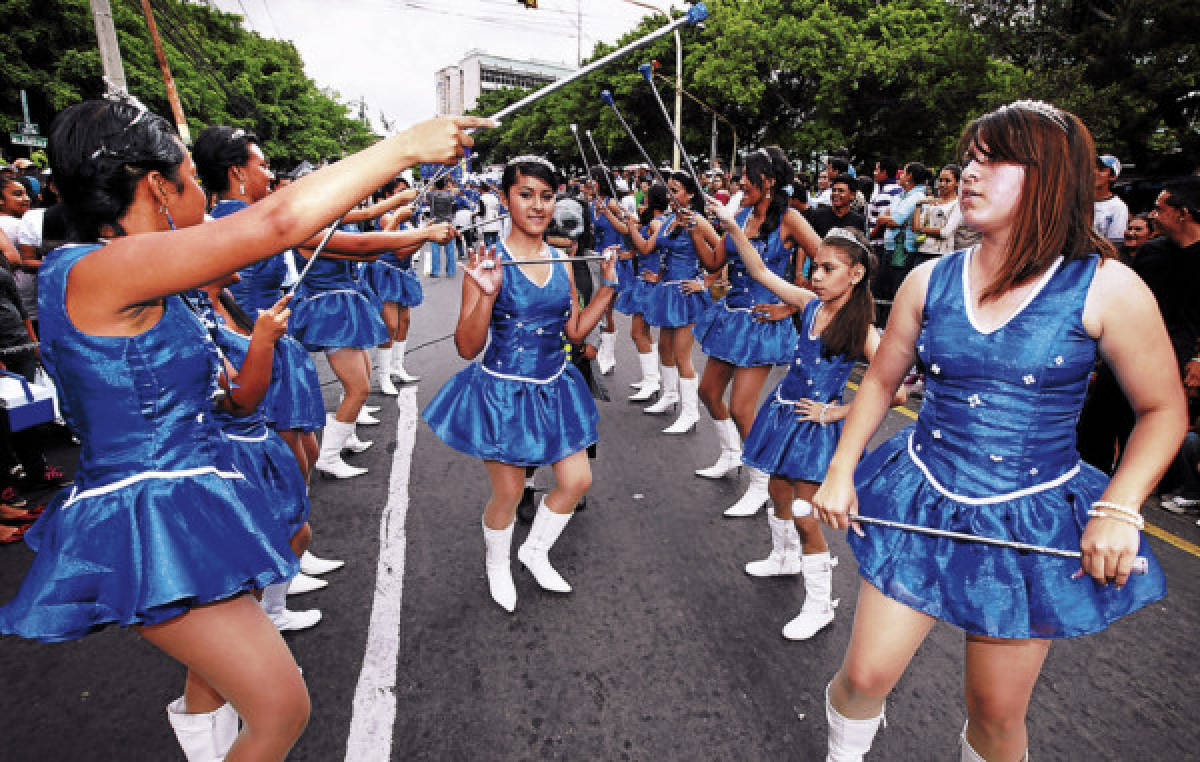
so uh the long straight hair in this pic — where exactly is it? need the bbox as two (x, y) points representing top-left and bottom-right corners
(741, 147), (792, 240)
(818, 228), (874, 360)
(957, 102), (1113, 302)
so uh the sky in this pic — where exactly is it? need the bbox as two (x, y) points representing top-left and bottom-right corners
(206, 0), (670, 133)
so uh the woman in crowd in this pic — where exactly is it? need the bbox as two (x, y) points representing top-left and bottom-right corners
(813, 101), (1178, 761)
(588, 166), (625, 375)
(1120, 212), (1155, 263)
(0, 94), (486, 760)
(627, 171), (717, 434)
(423, 156), (617, 613)
(692, 148), (821, 516)
(912, 163), (963, 264)
(365, 177), (426, 393)
(613, 183), (670, 401)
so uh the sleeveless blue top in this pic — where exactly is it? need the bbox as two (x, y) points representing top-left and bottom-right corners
(655, 212), (703, 282)
(723, 207), (792, 308)
(212, 199), (289, 315)
(777, 301), (857, 403)
(850, 249), (1167, 639)
(481, 248), (571, 380)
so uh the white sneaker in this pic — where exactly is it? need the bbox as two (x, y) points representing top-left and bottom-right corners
(271, 607), (323, 632)
(300, 550), (345, 576)
(287, 572), (328, 595)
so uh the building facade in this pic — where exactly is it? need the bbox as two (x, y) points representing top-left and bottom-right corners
(435, 51), (574, 116)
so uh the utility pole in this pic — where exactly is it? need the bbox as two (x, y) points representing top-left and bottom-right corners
(138, 0), (191, 143)
(89, 0), (127, 92)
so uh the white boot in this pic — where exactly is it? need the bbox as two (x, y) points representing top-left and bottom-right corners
(167, 696), (237, 762)
(745, 513), (804, 577)
(695, 418), (743, 478)
(663, 376), (700, 434)
(315, 420), (368, 479)
(391, 340), (420, 383)
(597, 330), (616, 375)
(356, 406), (380, 425)
(724, 467), (770, 517)
(482, 518), (517, 612)
(629, 349), (661, 400)
(517, 497), (573, 593)
(344, 424), (374, 454)
(260, 580), (322, 631)
(825, 683), (885, 762)
(377, 346), (398, 396)
(782, 551), (839, 640)
(961, 724), (985, 762)
(300, 550), (345, 576)
(287, 572), (328, 595)
(211, 702), (240, 758)
(644, 365), (679, 415)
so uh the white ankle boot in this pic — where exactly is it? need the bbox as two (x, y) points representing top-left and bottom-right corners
(300, 550), (345, 576)
(356, 407), (380, 425)
(315, 420), (368, 479)
(287, 572), (328, 595)
(482, 518), (517, 612)
(329, 413), (373, 454)
(663, 376), (699, 434)
(825, 683), (885, 762)
(597, 330), (616, 375)
(745, 513), (804, 577)
(261, 581), (322, 632)
(724, 467), (770, 517)
(377, 346), (399, 396)
(392, 340), (420, 383)
(783, 551), (839, 640)
(517, 497), (573, 593)
(167, 696), (238, 762)
(695, 418), (743, 478)
(629, 348), (661, 400)
(644, 366), (679, 414)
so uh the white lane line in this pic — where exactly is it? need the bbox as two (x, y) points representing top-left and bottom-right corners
(344, 385), (418, 762)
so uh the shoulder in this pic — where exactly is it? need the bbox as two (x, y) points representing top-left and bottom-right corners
(1083, 255), (1159, 338)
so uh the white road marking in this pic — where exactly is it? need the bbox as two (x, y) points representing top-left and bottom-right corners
(344, 385), (418, 762)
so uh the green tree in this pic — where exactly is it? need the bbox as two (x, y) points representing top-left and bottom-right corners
(0, 0), (376, 167)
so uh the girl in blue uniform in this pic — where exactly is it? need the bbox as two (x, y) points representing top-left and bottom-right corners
(0, 96), (487, 760)
(614, 183), (670, 401)
(813, 102), (1179, 761)
(691, 148), (822, 517)
(423, 156), (618, 613)
(626, 172), (718, 434)
(588, 166), (624, 375)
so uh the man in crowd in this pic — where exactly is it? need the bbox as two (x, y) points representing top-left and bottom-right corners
(1094, 154), (1129, 247)
(805, 173), (864, 237)
(871, 161), (928, 324)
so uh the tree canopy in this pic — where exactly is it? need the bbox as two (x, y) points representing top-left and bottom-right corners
(0, 0), (376, 167)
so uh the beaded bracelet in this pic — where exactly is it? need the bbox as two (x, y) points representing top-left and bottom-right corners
(1092, 500), (1143, 520)
(818, 403), (831, 425)
(1086, 508), (1145, 530)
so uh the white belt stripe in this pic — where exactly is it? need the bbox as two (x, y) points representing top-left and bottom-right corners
(63, 466), (246, 507)
(905, 432), (1080, 505)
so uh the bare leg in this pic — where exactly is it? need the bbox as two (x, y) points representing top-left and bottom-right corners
(396, 306), (411, 342)
(326, 349), (370, 424)
(698, 357), (735, 420)
(289, 522), (312, 558)
(602, 303), (616, 333)
(629, 314), (652, 353)
(672, 324), (697, 379)
(658, 327), (678, 368)
(547, 449), (592, 514)
(963, 635), (1050, 760)
(137, 595), (310, 761)
(768, 476), (797, 519)
(792, 480), (829, 554)
(380, 302), (400, 348)
(728, 365), (772, 439)
(483, 460), (527, 530)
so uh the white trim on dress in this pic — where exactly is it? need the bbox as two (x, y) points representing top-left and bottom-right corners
(905, 432), (1080, 505)
(64, 466), (246, 507)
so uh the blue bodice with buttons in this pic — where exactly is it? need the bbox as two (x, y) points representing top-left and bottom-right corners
(723, 207), (792, 308)
(592, 201), (624, 253)
(909, 250), (1099, 498)
(777, 300), (857, 404)
(38, 246), (234, 488)
(636, 223), (662, 275)
(656, 213), (703, 282)
(481, 243), (571, 381)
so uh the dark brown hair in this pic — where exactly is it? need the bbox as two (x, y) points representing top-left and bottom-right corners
(957, 102), (1113, 302)
(817, 227), (874, 360)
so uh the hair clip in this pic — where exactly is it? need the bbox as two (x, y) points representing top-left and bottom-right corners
(229, 127), (247, 142)
(507, 154), (557, 172)
(1005, 100), (1069, 133)
(824, 227), (871, 257)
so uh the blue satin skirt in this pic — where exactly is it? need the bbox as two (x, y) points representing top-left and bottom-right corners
(742, 387), (841, 482)
(365, 262), (424, 307)
(849, 428), (1168, 639)
(0, 473), (298, 642)
(695, 299), (797, 367)
(642, 282), (712, 328)
(228, 430), (310, 539)
(614, 277), (653, 315)
(422, 362), (598, 466)
(265, 336), (325, 432)
(289, 287), (388, 351)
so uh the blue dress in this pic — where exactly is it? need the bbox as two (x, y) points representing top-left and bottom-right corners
(850, 249), (1167, 639)
(592, 200), (634, 295)
(363, 221), (423, 307)
(207, 317), (310, 539)
(205, 198), (324, 432)
(0, 245), (297, 642)
(422, 244), (598, 466)
(289, 234), (388, 351)
(614, 223), (660, 316)
(642, 213), (713, 327)
(694, 207), (797, 366)
(211, 199), (289, 315)
(742, 300), (856, 481)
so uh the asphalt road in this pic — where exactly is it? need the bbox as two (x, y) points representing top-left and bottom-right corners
(0, 264), (1197, 761)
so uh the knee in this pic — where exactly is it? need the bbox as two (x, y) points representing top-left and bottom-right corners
(490, 483), (525, 511)
(964, 688), (1028, 740)
(244, 675), (310, 743)
(839, 661), (898, 704)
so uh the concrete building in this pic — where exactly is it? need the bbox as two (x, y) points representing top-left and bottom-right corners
(435, 51), (574, 116)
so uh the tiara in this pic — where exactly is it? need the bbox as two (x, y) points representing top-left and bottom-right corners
(824, 227), (870, 257)
(507, 155), (557, 173)
(1005, 100), (1069, 133)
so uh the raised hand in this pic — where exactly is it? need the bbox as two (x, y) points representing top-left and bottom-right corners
(427, 222), (456, 245)
(465, 244), (503, 295)
(703, 192), (735, 226)
(399, 116), (497, 166)
(253, 294), (292, 343)
(599, 246), (619, 284)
